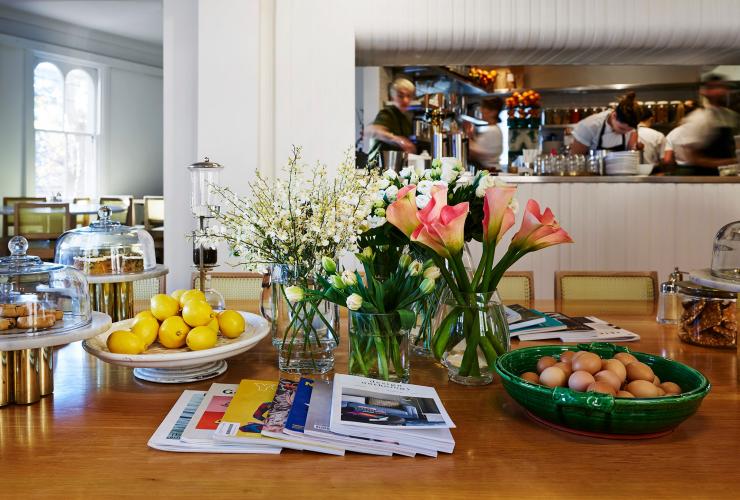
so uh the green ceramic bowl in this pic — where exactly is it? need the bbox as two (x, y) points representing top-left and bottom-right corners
(494, 343), (711, 435)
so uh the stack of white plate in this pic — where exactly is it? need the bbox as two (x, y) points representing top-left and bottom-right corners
(604, 151), (639, 175)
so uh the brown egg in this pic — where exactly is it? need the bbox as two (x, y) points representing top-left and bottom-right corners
(594, 370), (622, 392)
(602, 359), (627, 383)
(572, 352), (602, 375)
(653, 375), (661, 385)
(520, 372), (539, 384)
(536, 356), (558, 374)
(655, 387), (666, 396)
(553, 361), (573, 378)
(625, 380), (660, 398)
(626, 362), (655, 382)
(616, 390), (635, 398)
(559, 351), (576, 363)
(586, 381), (617, 396)
(660, 381), (682, 395)
(614, 352), (638, 366)
(539, 366), (567, 388)
(568, 370), (596, 392)
(571, 351), (589, 361)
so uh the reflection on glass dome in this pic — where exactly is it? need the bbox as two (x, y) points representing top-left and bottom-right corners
(711, 221), (740, 282)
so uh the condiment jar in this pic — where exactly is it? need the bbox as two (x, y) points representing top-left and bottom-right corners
(676, 281), (737, 349)
(657, 268), (684, 324)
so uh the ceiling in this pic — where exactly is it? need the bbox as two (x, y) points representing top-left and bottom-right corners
(0, 0), (162, 45)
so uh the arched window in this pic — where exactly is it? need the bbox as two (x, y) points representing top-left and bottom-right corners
(33, 61), (98, 199)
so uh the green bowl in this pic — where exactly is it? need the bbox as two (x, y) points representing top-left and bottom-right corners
(494, 343), (711, 435)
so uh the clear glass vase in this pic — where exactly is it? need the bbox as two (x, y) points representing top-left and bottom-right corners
(410, 278), (445, 357)
(432, 290), (510, 386)
(348, 310), (411, 383)
(260, 264), (338, 374)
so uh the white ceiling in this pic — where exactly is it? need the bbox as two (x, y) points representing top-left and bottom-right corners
(0, 0), (162, 45)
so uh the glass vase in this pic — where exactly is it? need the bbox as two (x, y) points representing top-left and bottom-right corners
(261, 264), (338, 375)
(432, 290), (510, 386)
(348, 310), (411, 383)
(410, 278), (445, 357)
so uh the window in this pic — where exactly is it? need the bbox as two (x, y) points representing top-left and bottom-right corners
(33, 60), (98, 199)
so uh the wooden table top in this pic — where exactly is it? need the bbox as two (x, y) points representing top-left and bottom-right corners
(2, 300), (738, 498)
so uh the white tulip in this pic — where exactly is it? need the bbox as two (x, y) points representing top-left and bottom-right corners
(383, 169), (398, 180)
(284, 286), (304, 303)
(341, 270), (358, 286)
(423, 266), (441, 280)
(346, 293), (363, 311)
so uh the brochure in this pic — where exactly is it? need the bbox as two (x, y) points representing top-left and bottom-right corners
(509, 313), (567, 336)
(503, 305), (522, 324)
(507, 305), (548, 330)
(213, 379), (282, 447)
(517, 314), (640, 342)
(181, 383), (238, 444)
(329, 374), (455, 430)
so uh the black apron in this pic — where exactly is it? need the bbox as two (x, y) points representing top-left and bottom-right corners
(596, 114), (627, 152)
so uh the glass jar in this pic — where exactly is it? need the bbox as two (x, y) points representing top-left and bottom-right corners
(55, 206), (156, 276)
(348, 310), (411, 383)
(656, 268), (685, 324)
(0, 236), (91, 335)
(677, 281), (736, 349)
(433, 290), (510, 386)
(711, 220), (740, 282)
(260, 264), (339, 374)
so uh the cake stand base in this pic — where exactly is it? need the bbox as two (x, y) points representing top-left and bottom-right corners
(133, 360), (228, 384)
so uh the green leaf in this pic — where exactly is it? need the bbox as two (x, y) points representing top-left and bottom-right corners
(397, 308), (417, 330)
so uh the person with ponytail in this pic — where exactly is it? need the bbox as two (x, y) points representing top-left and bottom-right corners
(571, 92), (642, 155)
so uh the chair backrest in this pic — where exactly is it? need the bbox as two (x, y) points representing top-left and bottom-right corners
(100, 196), (133, 225)
(554, 271), (659, 303)
(143, 196), (164, 230)
(192, 272), (265, 301)
(134, 276), (166, 300)
(3, 197), (46, 237)
(14, 202), (69, 240)
(73, 197), (92, 227)
(498, 271), (535, 305)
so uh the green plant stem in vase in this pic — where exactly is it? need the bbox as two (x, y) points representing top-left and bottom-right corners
(348, 310), (412, 383)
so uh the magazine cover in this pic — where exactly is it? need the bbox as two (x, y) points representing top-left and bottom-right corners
(214, 379), (279, 445)
(517, 314), (640, 342)
(181, 383), (238, 443)
(284, 378), (314, 434)
(330, 374), (455, 430)
(261, 378), (298, 435)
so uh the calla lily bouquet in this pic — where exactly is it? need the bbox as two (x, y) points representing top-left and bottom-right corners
(299, 250), (440, 381)
(386, 182), (573, 380)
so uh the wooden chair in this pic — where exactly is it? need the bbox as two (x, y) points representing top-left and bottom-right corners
(191, 272), (267, 301)
(14, 202), (70, 260)
(134, 276), (166, 300)
(73, 197), (92, 227)
(99, 196), (133, 225)
(554, 271), (659, 303)
(144, 196), (164, 263)
(498, 271), (535, 306)
(3, 197), (46, 237)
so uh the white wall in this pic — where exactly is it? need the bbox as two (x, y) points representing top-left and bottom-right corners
(0, 43), (24, 203)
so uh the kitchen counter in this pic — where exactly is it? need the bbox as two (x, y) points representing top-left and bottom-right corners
(500, 175), (740, 183)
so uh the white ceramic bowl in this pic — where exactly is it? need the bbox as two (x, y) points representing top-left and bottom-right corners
(636, 164), (654, 175)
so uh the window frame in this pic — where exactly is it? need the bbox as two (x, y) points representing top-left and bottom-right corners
(25, 51), (105, 199)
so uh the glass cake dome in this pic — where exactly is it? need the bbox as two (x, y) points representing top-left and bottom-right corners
(54, 206), (156, 276)
(0, 236), (91, 334)
(711, 220), (740, 282)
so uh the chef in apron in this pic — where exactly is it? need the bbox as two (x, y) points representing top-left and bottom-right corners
(679, 75), (739, 176)
(571, 92), (642, 155)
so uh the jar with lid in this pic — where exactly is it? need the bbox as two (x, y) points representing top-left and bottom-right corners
(711, 220), (740, 282)
(676, 281), (736, 349)
(656, 268), (685, 324)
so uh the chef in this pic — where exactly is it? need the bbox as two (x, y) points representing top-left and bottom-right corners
(570, 92), (642, 155)
(466, 97), (504, 172)
(367, 78), (417, 166)
(636, 108), (667, 166)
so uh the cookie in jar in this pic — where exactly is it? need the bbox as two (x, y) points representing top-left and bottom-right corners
(677, 282), (737, 349)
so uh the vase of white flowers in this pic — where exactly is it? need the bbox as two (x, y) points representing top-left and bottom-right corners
(211, 147), (381, 375)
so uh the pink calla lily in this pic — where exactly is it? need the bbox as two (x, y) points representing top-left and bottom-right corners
(386, 184), (419, 237)
(410, 186), (469, 258)
(482, 186), (517, 244)
(510, 200), (573, 251)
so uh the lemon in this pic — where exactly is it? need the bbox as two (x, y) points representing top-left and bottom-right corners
(150, 294), (179, 321)
(181, 299), (213, 327)
(170, 289), (187, 305)
(131, 316), (159, 347)
(179, 289), (206, 308)
(134, 310), (156, 321)
(218, 310), (245, 339)
(186, 326), (218, 350)
(106, 330), (145, 354)
(207, 316), (219, 333)
(158, 316), (191, 348)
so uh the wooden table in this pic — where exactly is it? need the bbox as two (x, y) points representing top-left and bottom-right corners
(1, 202), (126, 232)
(2, 300), (738, 498)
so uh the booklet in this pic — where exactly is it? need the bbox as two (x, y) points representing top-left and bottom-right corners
(510, 313), (567, 336)
(213, 379), (282, 447)
(181, 383), (238, 444)
(517, 314), (640, 342)
(329, 374), (455, 430)
(503, 305), (522, 324)
(148, 390), (280, 454)
(507, 305), (548, 330)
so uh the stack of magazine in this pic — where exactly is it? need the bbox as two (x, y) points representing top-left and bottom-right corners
(149, 374), (455, 457)
(506, 304), (639, 342)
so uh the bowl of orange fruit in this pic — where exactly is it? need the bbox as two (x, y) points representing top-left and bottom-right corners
(83, 289), (269, 383)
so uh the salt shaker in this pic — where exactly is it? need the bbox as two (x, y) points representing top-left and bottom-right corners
(656, 268), (684, 324)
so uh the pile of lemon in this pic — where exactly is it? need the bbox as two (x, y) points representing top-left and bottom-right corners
(106, 289), (246, 355)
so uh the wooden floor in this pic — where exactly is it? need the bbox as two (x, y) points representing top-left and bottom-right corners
(2, 300), (738, 499)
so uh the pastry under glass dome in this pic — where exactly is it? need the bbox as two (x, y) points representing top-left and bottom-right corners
(54, 206), (156, 276)
(711, 220), (740, 282)
(0, 236), (91, 335)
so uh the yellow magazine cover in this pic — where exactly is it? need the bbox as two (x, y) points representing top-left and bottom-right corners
(213, 380), (279, 445)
